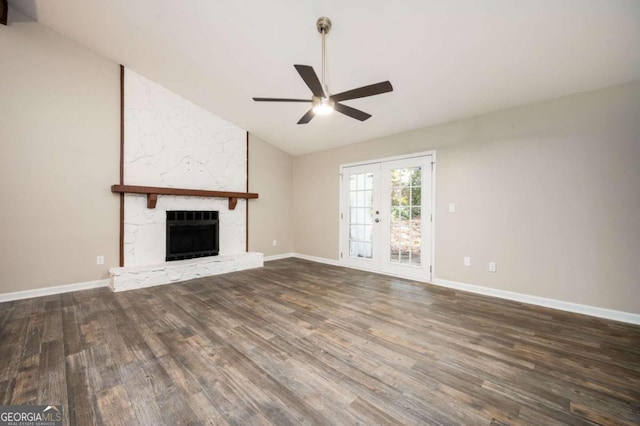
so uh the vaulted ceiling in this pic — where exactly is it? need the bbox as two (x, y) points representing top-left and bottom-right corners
(9, 0), (640, 155)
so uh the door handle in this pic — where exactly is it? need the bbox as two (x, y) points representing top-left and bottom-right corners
(375, 218), (380, 223)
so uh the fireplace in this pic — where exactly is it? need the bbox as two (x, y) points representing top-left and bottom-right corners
(166, 210), (219, 261)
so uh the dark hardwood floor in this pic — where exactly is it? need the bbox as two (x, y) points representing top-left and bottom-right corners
(1, 258), (639, 425)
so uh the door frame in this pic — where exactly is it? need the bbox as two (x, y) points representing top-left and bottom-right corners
(338, 150), (437, 283)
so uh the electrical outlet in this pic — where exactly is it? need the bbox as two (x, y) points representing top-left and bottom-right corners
(464, 256), (471, 267)
(96, 255), (104, 265)
(489, 262), (497, 272)
(272, 240), (277, 246)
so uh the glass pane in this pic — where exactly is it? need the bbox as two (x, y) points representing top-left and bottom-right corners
(349, 191), (357, 207)
(402, 169), (413, 185)
(349, 225), (360, 240)
(350, 208), (372, 224)
(349, 225), (372, 241)
(364, 225), (372, 241)
(349, 208), (357, 223)
(363, 208), (373, 224)
(364, 190), (373, 208)
(411, 187), (421, 206)
(390, 225), (400, 263)
(399, 246), (410, 264)
(390, 207), (400, 223)
(410, 221), (421, 266)
(402, 225), (412, 245)
(357, 174), (365, 190)
(350, 241), (372, 258)
(391, 170), (400, 187)
(365, 173), (374, 190)
(400, 188), (410, 206)
(410, 244), (421, 266)
(411, 167), (422, 186)
(350, 175), (357, 191)
(390, 189), (402, 206)
(411, 207), (421, 220)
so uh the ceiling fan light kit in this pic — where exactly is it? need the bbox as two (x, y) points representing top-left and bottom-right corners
(253, 16), (393, 124)
(312, 96), (334, 115)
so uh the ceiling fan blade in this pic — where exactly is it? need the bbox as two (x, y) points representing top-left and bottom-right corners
(331, 81), (393, 102)
(294, 65), (325, 98)
(334, 103), (372, 121)
(297, 109), (315, 125)
(253, 97), (310, 102)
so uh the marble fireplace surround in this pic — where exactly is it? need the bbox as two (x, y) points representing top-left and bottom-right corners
(109, 68), (262, 292)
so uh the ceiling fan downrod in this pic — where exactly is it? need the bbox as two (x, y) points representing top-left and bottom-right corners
(314, 17), (333, 114)
(317, 17), (331, 94)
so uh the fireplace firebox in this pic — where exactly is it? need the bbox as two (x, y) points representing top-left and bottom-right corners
(166, 210), (219, 261)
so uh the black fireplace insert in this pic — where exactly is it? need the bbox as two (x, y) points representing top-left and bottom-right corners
(166, 210), (219, 261)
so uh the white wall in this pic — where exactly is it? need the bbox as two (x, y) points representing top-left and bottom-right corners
(0, 8), (119, 293)
(293, 81), (640, 314)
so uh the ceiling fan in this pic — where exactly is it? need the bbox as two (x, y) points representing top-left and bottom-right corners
(253, 17), (393, 124)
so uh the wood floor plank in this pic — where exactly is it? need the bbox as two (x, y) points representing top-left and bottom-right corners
(65, 349), (98, 426)
(96, 384), (138, 425)
(37, 340), (68, 423)
(0, 258), (638, 424)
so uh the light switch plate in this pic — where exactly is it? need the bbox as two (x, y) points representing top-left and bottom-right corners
(464, 256), (471, 266)
(448, 203), (456, 213)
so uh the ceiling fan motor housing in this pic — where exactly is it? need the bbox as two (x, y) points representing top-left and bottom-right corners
(316, 17), (332, 34)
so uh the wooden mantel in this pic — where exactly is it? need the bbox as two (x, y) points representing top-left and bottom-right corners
(111, 185), (258, 209)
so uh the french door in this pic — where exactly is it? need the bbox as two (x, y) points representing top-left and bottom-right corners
(340, 154), (433, 281)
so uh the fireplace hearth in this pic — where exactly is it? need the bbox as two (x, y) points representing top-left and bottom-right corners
(166, 210), (219, 261)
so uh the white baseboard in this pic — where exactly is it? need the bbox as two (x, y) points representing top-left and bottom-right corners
(263, 252), (341, 266)
(291, 253), (341, 266)
(0, 279), (110, 303)
(433, 278), (640, 325)
(264, 253), (295, 262)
